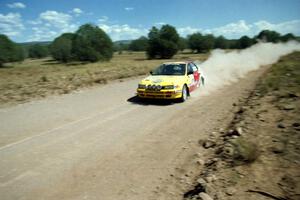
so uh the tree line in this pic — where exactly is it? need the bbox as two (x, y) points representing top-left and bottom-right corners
(0, 23), (298, 66)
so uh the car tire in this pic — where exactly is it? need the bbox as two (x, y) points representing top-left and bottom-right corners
(201, 76), (205, 86)
(180, 85), (188, 102)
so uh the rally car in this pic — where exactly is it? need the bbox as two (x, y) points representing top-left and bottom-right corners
(136, 61), (204, 102)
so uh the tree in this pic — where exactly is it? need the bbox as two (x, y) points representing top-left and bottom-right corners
(188, 33), (203, 53)
(129, 36), (148, 51)
(28, 44), (48, 58)
(226, 39), (239, 49)
(113, 42), (130, 54)
(280, 33), (296, 42)
(188, 33), (215, 53)
(50, 33), (75, 62)
(13, 45), (25, 61)
(201, 34), (215, 51)
(256, 30), (281, 43)
(178, 37), (187, 51)
(0, 34), (24, 66)
(237, 36), (253, 49)
(72, 24), (113, 62)
(146, 25), (180, 59)
(214, 36), (228, 49)
(146, 27), (160, 58)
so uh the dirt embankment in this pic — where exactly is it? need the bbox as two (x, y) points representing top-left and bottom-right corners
(183, 52), (300, 200)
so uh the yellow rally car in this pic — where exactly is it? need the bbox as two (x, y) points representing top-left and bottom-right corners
(137, 61), (204, 102)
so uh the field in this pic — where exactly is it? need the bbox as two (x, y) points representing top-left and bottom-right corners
(0, 51), (209, 107)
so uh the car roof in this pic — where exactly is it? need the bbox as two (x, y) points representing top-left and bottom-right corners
(163, 61), (193, 65)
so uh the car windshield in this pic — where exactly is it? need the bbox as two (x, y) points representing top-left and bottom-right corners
(151, 64), (186, 76)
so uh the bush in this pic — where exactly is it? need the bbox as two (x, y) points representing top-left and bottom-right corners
(201, 34), (215, 51)
(256, 30), (281, 43)
(50, 23), (113, 63)
(13, 45), (25, 62)
(223, 138), (259, 165)
(0, 34), (24, 66)
(237, 36), (254, 49)
(147, 25), (180, 59)
(280, 33), (296, 42)
(73, 24), (113, 62)
(188, 32), (202, 53)
(129, 36), (148, 51)
(28, 44), (49, 58)
(178, 37), (188, 51)
(188, 33), (215, 53)
(50, 33), (75, 62)
(113, 43), (129, 53)
(214, 36), (228, 49)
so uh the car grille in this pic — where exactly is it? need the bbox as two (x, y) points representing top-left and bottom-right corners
(137, 89), (177, 98)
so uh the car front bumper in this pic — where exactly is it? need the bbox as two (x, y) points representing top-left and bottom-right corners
(136, 89), (182, 99)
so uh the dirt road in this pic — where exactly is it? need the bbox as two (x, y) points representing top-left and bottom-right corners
(0, 67), (267, 200)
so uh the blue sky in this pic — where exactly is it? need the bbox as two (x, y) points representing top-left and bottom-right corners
(0, 0), (300, 42)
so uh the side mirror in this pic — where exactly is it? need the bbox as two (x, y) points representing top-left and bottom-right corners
(150, 71), (153, 75)
(187, 71), (193, 75)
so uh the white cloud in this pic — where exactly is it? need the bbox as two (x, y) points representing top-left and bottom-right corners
(124, 7), (134, 11)
(28, 26), (58, 41)
(98, 23), (147, 41)
(208, 20), (252, 38)
(0, 12), (24, 37)
(97, 19), (300, 41)
(98, 16), (109, 22)
(27, 19), (41, 25)
(7, 2), (26, 9)
(39, 10), (76, 32)
(28, 10), (78, 41)
(254, 20), (300, 35)
(177, 19), (300, 39)
(72, 8), (83, 16)
(178, 26), (202, 36)
(155, 22), (166, 26)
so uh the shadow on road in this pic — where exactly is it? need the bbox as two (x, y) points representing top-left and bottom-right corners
(127, 96), (176, 106)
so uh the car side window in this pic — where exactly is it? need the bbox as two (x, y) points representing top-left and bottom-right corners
(191, 63), (198, 72)
(188, 64), (194, 74)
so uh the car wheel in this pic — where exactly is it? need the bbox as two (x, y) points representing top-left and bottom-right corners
(201, 76), (205, 86)
(180, 85), (188, 102)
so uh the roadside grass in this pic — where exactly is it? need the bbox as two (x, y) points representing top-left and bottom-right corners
(229, 138), (260, 165)
(259, 51), (300, 96)
(227, 52), (300, 166)
(0, 51), (209, 107)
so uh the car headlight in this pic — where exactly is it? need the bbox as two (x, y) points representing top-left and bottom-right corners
(163, 85), (175, 89)
(138, 84), (146, 89)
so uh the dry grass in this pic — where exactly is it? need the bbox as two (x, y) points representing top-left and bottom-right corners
(223, 138), (260, 166)
(0, 51), (209, 107)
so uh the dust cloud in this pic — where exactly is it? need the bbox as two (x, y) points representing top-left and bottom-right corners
(195, 41), (300, 94)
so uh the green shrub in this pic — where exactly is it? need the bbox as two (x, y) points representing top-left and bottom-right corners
(147, 25), (180, 59)
(73, 24), (113, 62)
(129, 36), (148, 51)
(51, 24), (113, 63)
(188, 33), (215, 53)
(28, 44), (49, 58)
(0, 34), (24, 66)
(50, 33), (75, 63)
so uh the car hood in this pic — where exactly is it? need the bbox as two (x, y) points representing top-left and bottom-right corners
(139, 75), (186, 86)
